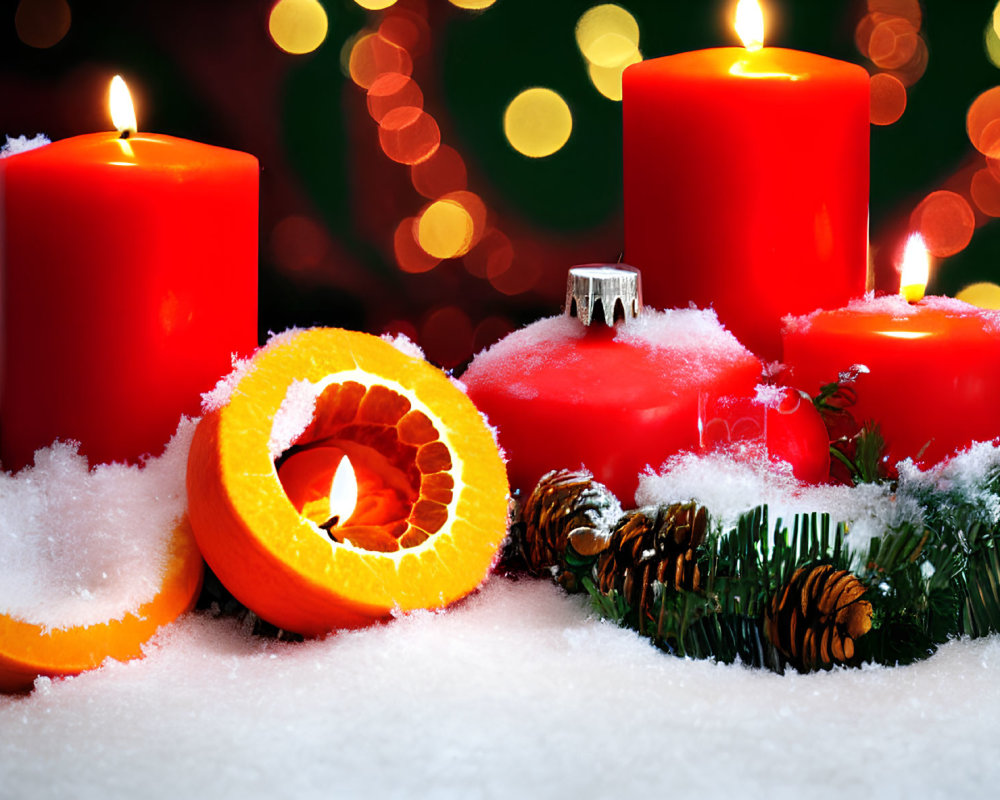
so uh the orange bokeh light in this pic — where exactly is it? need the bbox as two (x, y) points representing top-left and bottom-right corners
(271, 215), (330, 273)
(867, 0), (922, 29)
(379, 8), (430, 59)
(910, 190), (976, 258)
(968, 87), (1000, 158)
(378, 105), (441, 165)
(868, 16), (918, 70)
(367, 72), (423, 123)
(410, 144), (468, 200)
(420, 306), (475, 369)
(870, 72), (907, 126)
(439, 190), (487, 249)
(348, 32), (413, 89)
(393, 217), (441, 273)
(971, 168), (1000, 217)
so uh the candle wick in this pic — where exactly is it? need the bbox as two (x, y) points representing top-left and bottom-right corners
(120, 130), (131, 140)
(320, 515), (340, 531)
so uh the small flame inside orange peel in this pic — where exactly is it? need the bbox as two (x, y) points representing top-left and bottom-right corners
(186, 328), (510, 636)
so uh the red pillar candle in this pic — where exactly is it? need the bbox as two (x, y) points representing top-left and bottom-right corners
(0, 78), (258, 471)
(782, 238), (1000, 466)
(462, 266), (761, 504)
(622, 0), (869, 360)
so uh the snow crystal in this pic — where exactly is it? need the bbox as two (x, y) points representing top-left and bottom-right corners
(0, 578), (998, 798)
(783, 291), (1000, 334)
(201, 353), (254, 412)
(613, 305), (750, 363)
(0, 134), (50, 158)
(268, 379), (320, 461)
(381, 331), (425, 361)
(0, 418), (194, 630)
(462, 314), (587, 399)
(636, 451), (904, 552)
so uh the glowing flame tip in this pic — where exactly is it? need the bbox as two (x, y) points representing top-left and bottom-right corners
(328, 455), (359, 526)
(735, 0), (764, 52)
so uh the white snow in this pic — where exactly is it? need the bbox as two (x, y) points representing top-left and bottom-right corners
(0, 419), (193, 630)
(0, 579), (997, 798)
(636, 451), (904, 553)
(0, 134), (50, 158)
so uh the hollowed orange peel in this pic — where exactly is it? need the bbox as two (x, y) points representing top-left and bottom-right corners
(186, 328), (510, 636)
(0, 517), (203, 693)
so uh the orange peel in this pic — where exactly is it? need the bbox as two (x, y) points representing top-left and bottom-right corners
(0, 517), (203, 693)
(186, 328), (510, 636)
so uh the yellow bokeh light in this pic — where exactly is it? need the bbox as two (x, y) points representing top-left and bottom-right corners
(449, 0), (498, 9)
(957, 282), (1000, 309)
(987, 14), (1000, 68)
(354, 0), (397, 10)
(588, 50), (642, 101)
(503, 88), (573, 158)
(417, 200), (475, 259)
(576, 5), (639, 67)
(269, 0), (329, 55)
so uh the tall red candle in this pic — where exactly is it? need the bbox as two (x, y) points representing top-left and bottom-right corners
(622, 1), (869, 360)
(0, 79), (258, 471)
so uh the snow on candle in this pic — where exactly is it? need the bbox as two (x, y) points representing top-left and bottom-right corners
(782, 236), (1000, 467)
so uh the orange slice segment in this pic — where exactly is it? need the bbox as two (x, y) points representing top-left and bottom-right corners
(0, 517), (203, 693)
(186, 328), (510, 636)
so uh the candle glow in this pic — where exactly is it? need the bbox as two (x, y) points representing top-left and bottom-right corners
(900, 232), (930, 303)
(327, 455), (359, 526)
(109, 75), (137, 136)
(735, 0), (764, 52)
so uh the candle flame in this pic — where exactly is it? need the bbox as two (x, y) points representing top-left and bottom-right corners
(109, 75), (137, 136)
(735, 0), (764, 52)
(327, 455), (358, 527)
(899, 232), (930, 304)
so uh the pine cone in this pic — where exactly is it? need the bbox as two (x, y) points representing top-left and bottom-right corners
(764, 563), (872, 672)
(512, 469), (621, 579)
(595, 503), (708, 624)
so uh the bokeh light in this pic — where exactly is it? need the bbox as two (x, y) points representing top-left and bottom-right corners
(420, 306), (474, 369)
(472, 316), (516, 354)
(348, 32), (413, 89)
(393, 217), (441, 274)
(378, 105), (440, 164)
(410, 145), (468, 199)
(967, 87), (1000, 158)
(417, 199), (475, 259)
(379, 8), (430, 58)
(868, 16), (918, 70)
(956, 282), (1000, 309)
(870, 72), (907, 126)
(869, 0), (922, 29)
(971, 168), (1000, 217)
(354, 0), (398, 10)
(367, 72), (423, 123)
(910, 190), (976, 258)
(987, 14), (1000, 69)
(463, 229), (513, 280)
(504, 88), (573, 158)
(268, 0), (329, 55)
(588, 51), (642, 101)
(449, 0), (498, 9)
(270, 215), (330, 273)
(576, 5), (640, 68)
(15, 0), (71, 49)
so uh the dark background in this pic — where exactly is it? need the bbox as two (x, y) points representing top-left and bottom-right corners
(3, 0), (999, 369)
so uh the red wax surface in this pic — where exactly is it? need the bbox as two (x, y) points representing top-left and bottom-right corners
(782, 296), (1000, 467)
(0, 133), (258, 470)
(623, 47), (869, 360)
(461, 312), (761, 504)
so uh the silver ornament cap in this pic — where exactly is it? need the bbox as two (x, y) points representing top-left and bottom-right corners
(565, 264), (643, 326)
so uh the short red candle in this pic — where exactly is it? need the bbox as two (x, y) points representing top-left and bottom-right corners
(462, 311), (761, 504)
(782, 295), (1000, 467)
(0, 131), (258, 470)
(623, 45), (869, 360)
